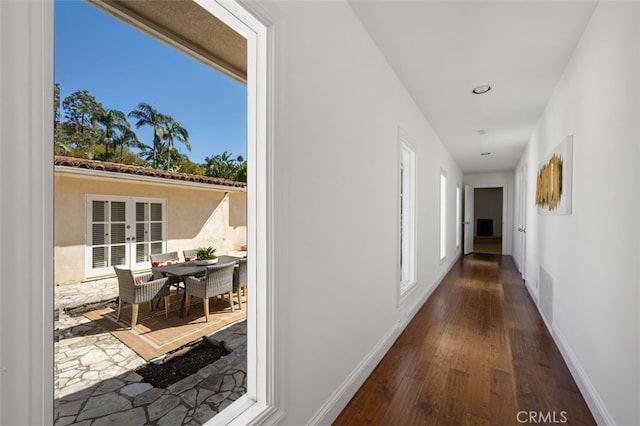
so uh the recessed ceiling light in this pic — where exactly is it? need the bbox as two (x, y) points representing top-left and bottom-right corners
(472, 85), (492, 95)
(480, 152), (491, 156)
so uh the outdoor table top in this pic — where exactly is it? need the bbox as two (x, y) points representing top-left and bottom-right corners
(154, 255), (243, 278)
(153, 255), (245, 318)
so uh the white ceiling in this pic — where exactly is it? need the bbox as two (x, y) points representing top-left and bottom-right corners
(350, 1), (597, 174)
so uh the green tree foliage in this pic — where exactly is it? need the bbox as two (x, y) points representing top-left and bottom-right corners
(54, 84), (243, 181)
(129, 102), (190, 169)
(203, 151), (246, 182)
(94, 108), (138, 161)
(54, 83), (61, 125)
(162, 119), (190, 170)
(177, 158), (206, 175)
(128, 102), (167, 168)
(53, 83), (72, 155)
(62, 90), (103, 138)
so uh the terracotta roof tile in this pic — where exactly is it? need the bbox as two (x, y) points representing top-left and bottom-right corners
(54, 156), (246, 188)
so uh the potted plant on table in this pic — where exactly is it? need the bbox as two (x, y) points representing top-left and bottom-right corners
(195, 246), (218, 265)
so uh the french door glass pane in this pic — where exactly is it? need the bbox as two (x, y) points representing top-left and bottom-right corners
(150, 203), (162, 221)
(111, 223), (126, 244)
(92, 246), (107, 268)
(136, 223), (146, 242)
(151, 242), (163, 255)
(136, 202), (146, 222)
(150, 223), (162, 241)
(136, 243), (149, 263)
(111, 201), (126, 222)
(92, 200), (107, 222)
(111, 245), (126, 266)
(92, 224), (105, 245)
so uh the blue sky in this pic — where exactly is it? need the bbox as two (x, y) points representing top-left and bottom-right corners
(54, 0), (247, 164)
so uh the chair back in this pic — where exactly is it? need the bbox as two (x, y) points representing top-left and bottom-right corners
(234, 258), (247, 289)
(150, 251), (179, 266)
(203, 261), (236, 296)
(183, 249), (198, 262)
(114, 266), (136, 301)
(114, 266), (134, 288)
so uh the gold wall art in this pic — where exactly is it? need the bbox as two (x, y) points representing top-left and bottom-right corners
(536, 135), (573, 215)
(536, 154), (563, 210)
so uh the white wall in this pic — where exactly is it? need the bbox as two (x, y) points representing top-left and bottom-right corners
(0, 0), (465, 424)
(517, 3), (640, 424)
(0, 1), (54, 424)
(258, 1), (462, 423)
(463, 171), (515, 254)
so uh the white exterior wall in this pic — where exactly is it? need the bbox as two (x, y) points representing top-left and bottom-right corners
(54, 171), (247, 284)
(517, 3), (640, 424)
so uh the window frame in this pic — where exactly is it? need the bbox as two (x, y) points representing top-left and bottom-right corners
(399, 135), (417, 298)
(0, 0), (279, 424)
(456, 184), (461, 250)
(440, 169), (447, 262)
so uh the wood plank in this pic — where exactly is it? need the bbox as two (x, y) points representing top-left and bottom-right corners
(334, 254), (595, 426)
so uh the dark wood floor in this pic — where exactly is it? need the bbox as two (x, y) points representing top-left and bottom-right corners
(334, 254), (595, 425)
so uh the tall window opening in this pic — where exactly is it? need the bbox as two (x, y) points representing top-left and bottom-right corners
(456, 184), (461, 249)
(52, 1), (270, 424)
(440, 170), (447, 260)
(399, 139), (416, 295)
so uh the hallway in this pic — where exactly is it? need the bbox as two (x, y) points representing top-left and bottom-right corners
(335, 254), (595, 425)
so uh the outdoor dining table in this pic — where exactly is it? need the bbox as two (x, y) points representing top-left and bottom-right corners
(153, 255), (243, 318)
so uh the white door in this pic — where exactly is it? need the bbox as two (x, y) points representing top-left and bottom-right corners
(463, 185), (474, 255)
(86, 196), (167, 277)
(132, 200), (167, 270)
(517, 167), (527, 277)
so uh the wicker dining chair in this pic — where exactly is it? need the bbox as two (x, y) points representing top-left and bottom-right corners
(150, 251), (182, 294)
(113, 266), (170, 329)
(182, 249), (198, 262)
(149, 251), (180, 266)
(233, 258), (247, 309)
(184, 261), (236, 322)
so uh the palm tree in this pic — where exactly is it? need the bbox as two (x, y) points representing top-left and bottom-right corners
(161, 119), (190, 170)
(128, 102), (169, 168)
(112, 128), (141, 163)
(203, 151), (245, 180)
(95, 108), (131, 157)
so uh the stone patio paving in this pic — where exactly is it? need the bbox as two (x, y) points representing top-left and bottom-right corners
(54, 277), (247, 426)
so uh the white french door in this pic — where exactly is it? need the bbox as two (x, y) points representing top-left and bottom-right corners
(86, 195), (167, 277)
(463, 185), (475, 255)
(517, 166), (527, 278)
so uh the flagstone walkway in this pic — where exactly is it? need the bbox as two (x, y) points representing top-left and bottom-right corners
(54, 277), (247, 426)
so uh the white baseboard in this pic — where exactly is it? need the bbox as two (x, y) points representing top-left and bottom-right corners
(306, 254), (461, 425)
(305, 321), (402, 426)
(525, 279), (613, 425)
(551, 327), (614, 426)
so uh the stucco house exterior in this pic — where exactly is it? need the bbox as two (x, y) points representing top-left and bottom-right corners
(54, 156), (247, 285)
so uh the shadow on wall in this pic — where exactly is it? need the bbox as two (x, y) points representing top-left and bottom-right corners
(54, 173), (247, 246)
(229, 192), (247, 228)
(169, 190), (247, 245)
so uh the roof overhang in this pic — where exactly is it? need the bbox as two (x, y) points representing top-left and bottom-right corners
(55, 165), (247, 193)
(88, 0), (247, 83)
